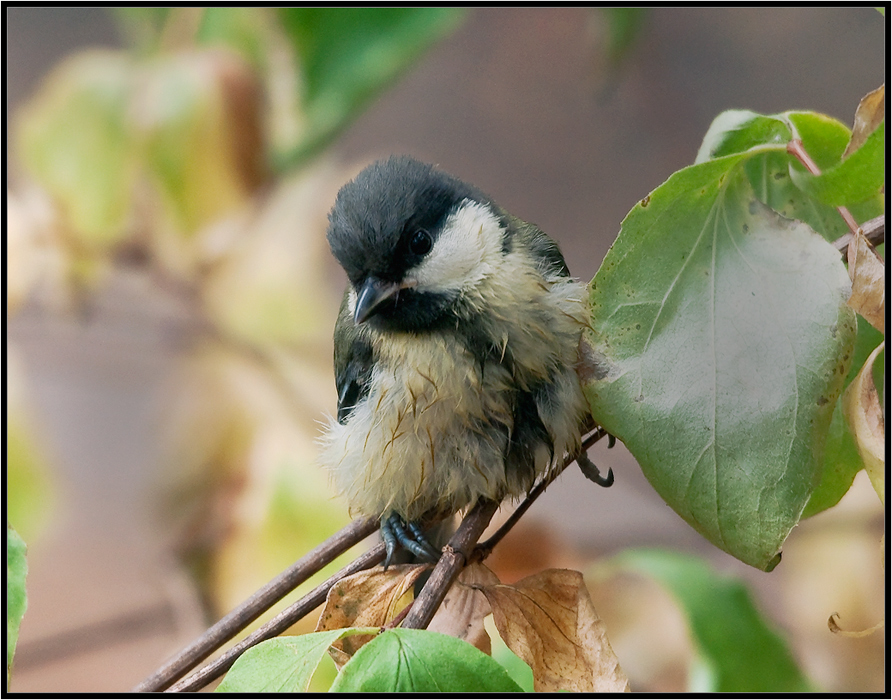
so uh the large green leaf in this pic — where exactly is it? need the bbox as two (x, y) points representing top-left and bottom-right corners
(7, 527), (28, 689)
(583, 156), (855, 570)
(615, 549), (814, 692)
(691, 109), (884, 522)
(330, 628), (523, 693)
(275, 8), (465, 168)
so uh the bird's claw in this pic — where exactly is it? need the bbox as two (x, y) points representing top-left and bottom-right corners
(381, 513), (440, 569)
(577, 451), (614, 488)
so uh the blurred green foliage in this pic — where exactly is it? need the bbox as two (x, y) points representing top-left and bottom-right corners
(614, 549), (814, 692)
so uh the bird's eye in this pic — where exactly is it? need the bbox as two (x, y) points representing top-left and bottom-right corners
(409, 229), (433, 256)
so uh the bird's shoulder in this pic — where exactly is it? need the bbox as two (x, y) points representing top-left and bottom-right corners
(505, 215), (571, 279)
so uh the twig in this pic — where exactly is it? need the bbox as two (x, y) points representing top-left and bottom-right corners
(400, 499), (501, 630)
(832, 214), (885, 257)
(139, 422), (610, 690)
(478, 426), (609, 556)
(168, 542), (386, 692)
(134, 517), (379, 692)
(786, 139), (861, 235)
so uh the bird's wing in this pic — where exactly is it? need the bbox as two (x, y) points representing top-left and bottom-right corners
(509, 216), (571, 278)
(333, 292), (375, 424)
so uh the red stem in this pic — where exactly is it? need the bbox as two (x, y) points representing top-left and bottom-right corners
(786, 139), (860, 235)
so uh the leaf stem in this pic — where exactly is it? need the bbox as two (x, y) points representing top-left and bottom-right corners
(786, 139), (861, 235)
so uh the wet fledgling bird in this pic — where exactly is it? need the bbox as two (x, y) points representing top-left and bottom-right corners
(319, 156), (595, 565)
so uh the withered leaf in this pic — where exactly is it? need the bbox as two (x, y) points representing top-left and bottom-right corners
(846, 229), (885, 333)
(481, 568), (630, 693)
(315, 564), (430, 668)
(843, 85), (885, 159)
(428, 563), (498, 654)
(843, 342), (885, 504)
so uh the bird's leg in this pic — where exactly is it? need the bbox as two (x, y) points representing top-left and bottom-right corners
(577, 451), (614, 488)
(381, 513), (441, 569)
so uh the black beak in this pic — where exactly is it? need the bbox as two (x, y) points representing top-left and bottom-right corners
(354, 277), (401, 324)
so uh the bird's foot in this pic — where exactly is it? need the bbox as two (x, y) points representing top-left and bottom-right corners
(381, 513), (441, 569)
(577, 451), (614, 488)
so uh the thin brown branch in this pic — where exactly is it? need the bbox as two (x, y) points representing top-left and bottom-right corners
(400, 499), (501, 631)
(478, 426), (609, 556)
(786, 139), (860, 235)
(167, 542), (386, 692)
(134, 517), (379, 692)
(833, 214), (885, 257)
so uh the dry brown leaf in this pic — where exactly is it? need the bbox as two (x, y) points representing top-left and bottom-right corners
(428, 562), (498, 654)
(314, 564), (430, 667)
(843, 342), (885, 504)
(846, 229), (885, 333)
(481, 568), (630, 693)
(843, 85), (885, 159)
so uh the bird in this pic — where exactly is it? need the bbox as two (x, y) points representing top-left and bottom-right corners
(318, 156), (603, 566)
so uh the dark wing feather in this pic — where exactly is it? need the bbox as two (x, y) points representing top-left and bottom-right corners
(509, 216), (571, 278)
(333, 291), (375, 424)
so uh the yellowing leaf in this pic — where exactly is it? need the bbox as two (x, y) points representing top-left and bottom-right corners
(846, 229), (885, 333)
(843, 85), (885, 159)
(481, 568), (629, 693)
(843, 342), (885, 503)
(201, 162), (345, 346)
(16, 50), (139, 248)
(315, 564), (430, 667)
(138, 48), (265, 238)
(160, 342), (344, 618)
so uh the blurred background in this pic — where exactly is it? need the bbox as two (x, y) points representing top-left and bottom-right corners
(6, 7), (885, 693)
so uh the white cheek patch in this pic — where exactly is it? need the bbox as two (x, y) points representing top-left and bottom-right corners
(409, 200), (504, 293)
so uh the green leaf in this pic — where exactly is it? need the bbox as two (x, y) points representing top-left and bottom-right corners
(7, 416), (54, 543)
(785, 111), (852, 169)
(584, 157), (855, 570)
(330, 628), (523, 693)
(215, 629), (352, 692)
(616, 549), (814, 692)
(274, 8), (465, 168)
(7, 527), (28, 689)
(598, 7), (647, 66)
(695, 110), (792, 163)
(789, 120), (885, 207)
(696, 110), (884, 243)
